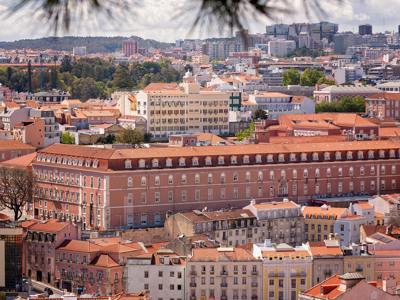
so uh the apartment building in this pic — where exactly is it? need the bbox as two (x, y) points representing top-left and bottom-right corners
(55, 237), (144, 295)
(369, 194), (400, 224)
(365, 93), (400, 120)
(135, 73), (229, 139)
(302, 205), (351, 243)
(334, 215), (367, 246)
(244, 199), (304, 246)
(125, 248), (186, 300)
(305, 240), (343, 285)
(164, 209), (259, 247)
(253, 241), (313, 300)
(343, 245), (375, 281)
(350, 202), (375, 225)
(23, 220), (79, 286)
(0, 140), (35, 162)
(0, 107), (30, 130)
(187, 247), (262, 300)
(29, 139), (400, 230)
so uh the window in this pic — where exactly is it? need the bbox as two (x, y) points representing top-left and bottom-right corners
(303, 169), (308, 178)
(360, 166), (365, 176)
(379, 150), (385, 158)
(179, 157), (186, 167)
(218, 156), (225, 165)
(312, 152), (319, 161)
(370, 166), (376, 175)
(278, 154), (285, 162)
(195, 174), (200, 184)
(154, 176), (160, 185)
(301, 153), (307, 161)
(181, 174), (187, 184)
(349, 167), (354, 177)
(125, 160), (132, 169)
(368, 150), (374, 159)
(166, 158), (172, 167)
(246, 171), (251, 182)
(233, 173), (239, 182)
(231, 156), (237, 164)
(267, 154), (273, 162)
(257, 171), (263, 181)
(168, 175), (173, 185)
(381, 165), (386, 175)
(220, 173), (226, 184)
(195, 190), (200, 201)
(243, 155), (250, 164)
(269, 170), (274, 180)
(326, 168), (331, 177)
(192, 157), (199, 166)
(168, 191), (173, 202)
(290, 153), (296, 162)
(358, 151), (364, 159)
(208, 173), (213, 184)
(152, 159), (159, 168)
(347, 151), (353, 160)
(139, 159), (145, 168)
(338, 168), (343, 177)
(360, 181), (365, 192)
(335, 152), (341, 160)
(349, 181), (354, 192)
(155, 192), (160, 202)
(141, 176), (146, 186)
(205, 156), (212, 166)
(315, 168), (320, 178)
(181, 191), (187, 201)
(392, 165), (397, 175)
(128, 177), (133, 187)
(338, 182), (343, 193)
(324, 152), (330, 160)
(292, 170), (297, 179)
(256, 154), (262, 163)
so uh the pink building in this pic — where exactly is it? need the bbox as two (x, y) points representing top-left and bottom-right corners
(31, 140), (400, 230)
(0, 140), (35, 161)
(55, 237), (144, 295)
(22, 219), (79, 285)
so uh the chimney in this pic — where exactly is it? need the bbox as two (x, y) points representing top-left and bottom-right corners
(338, 273), (365, 291)
(250, 199), (256, 206)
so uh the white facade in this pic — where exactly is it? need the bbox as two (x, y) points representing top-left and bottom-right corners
(334, 216), (367, 247)
(125, 250), (186, 300)
(268, 39), (296, 57)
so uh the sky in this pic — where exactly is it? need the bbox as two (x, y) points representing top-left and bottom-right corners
(0, 0), (399, 42)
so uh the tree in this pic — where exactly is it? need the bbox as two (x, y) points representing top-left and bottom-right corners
(300, 68), (324, 86)
(0, 167), (36, 221)
(60, 55), (73, 73)
(27, 60), (32, 93)
(236, 123), (255, 142)
(72, 77), (103, 101)
(60, 132), (75, 144)
(112, 64), (133, 89)
(316, 96), (366, 113)
(116, 128), (144, 146)
(253, 109), (267, 120)
(317, 77), (336, 85)
(283, 68), (300, 86)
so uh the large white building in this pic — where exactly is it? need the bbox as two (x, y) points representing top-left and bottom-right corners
(135, 73), (230, 139)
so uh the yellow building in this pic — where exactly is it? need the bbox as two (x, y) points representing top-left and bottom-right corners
(343, 253), (375, 281)
(135, 73), (229, 140)
(253, 242), (313, 300)
(302, 205), (350, 242)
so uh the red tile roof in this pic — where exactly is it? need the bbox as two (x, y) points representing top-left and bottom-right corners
(28, 219), (71, 233)
(90, 254), (120, 268)
(190, 247), (257, 262)
(301, 275), (343, 299)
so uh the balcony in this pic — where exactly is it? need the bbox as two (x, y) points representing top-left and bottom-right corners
(220, 271), (228, 276)
(251, 270), (258, 275)
(251, 282), (258, 287)
(220, 282), (228, 287)
(190, 282), (197, 287)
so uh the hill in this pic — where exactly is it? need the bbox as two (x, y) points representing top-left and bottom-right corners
(0, 36), (172, 53)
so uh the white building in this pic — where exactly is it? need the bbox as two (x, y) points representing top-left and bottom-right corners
(268, 39), (296, 57)
(350, 202), (375, 225)
(334, 215), (367, 247)
(125, 248), (186, 300)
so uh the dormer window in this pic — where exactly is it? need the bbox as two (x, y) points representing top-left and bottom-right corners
(324, 152), (330, 160)
(290, 153), (296, 162)
(368, 150), (374, 159)
(278, 154), (285, 162)
(166, 158), (172, 167)
(85, 159), (91, 167)
(92, 160), (99, 168)
(267, 154), (273, 163)
(179, 157), (186, 167)
(379, 150), (385, 158)
(125, 160), (132, 169)
(243, 155), (250, 164)
(152, 159), (159, 168)
(231, 156), (237, 165)
(335, 152), (342, 160)
(312, 152), (319, 161)
(390, 149), (396, 158)
(205, 156), (212, 166)
(192, 157), (199, 166)
(301, 153), (307, 161)
(139, 159), (146, 168)
(357, 151), (364, 159)
(255, 154), (262, 163)
(218, 156), (225, 165)
(346, 151), (353, 160)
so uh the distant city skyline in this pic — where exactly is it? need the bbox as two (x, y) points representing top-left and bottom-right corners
(0, 0), (400, 42)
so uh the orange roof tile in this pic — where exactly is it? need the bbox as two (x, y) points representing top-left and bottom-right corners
(90, 254), (120, 268)
(250, 201), (299, 210)
(303, 206), (348, 219)
(1, 152), (36, 168)
(308, 242), (343, 257)
(57, 240), (101, 253)
(28, 219), (71, 233)
(301, 275), (343, 299)
(190, 247), (257, 262)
